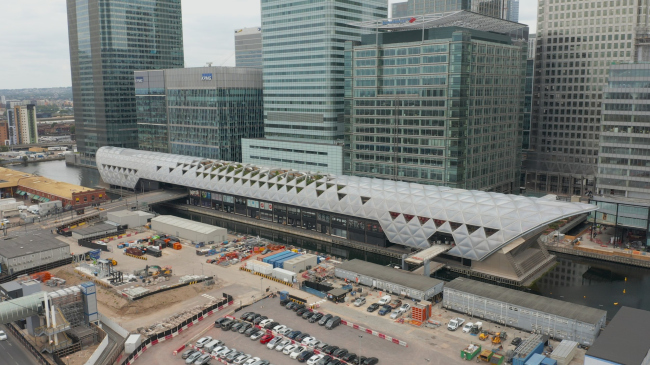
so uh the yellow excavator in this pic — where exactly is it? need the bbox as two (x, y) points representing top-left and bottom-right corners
(492, 331), (507, 344)
(478, 330), (490, 341)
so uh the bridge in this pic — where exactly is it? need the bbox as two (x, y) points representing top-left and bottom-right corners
(4, 141), (76, 150)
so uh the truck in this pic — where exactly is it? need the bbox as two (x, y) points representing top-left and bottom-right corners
(462, 322), (474, 333)
(448, 317), (465, 331)
(460, 343), (481, 361)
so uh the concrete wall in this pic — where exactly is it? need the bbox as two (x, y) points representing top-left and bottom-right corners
(99, 313), (130, 338)
(443, 287), (605, 346)
(84, 334), (109, 365)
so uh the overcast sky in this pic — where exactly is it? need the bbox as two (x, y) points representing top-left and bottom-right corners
(0, 0), (537, 90)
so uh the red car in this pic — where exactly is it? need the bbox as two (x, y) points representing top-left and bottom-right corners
(259, 334), (274, 344)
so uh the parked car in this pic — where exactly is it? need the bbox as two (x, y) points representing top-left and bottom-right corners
(447, 317), (465, 331)
(234, 354), (252, 364)
(273, 324), (286, 333)
(253, 316), (268, 325)
(295, 333), (310, 342)
(283, 344), (299, 355)
(377, 295), (391, 305)
(244, 326), (257, 337)
(323, 345), (339, 355)
(290, 346), (306, 359)
(366, 303), (380, 312)
(250, 331), (265, 340)
(185, 352), (202, 364)
(303, 311), (315, 320)
(286, 302), (297, 310)
(315, 342), (328, 350)
(301, 336), (315, 346)
(265, 321), (280, 330)
(399, 303), (411, 312)
(326, 316), (340, 329)
(227, 351), (243, 362)
(332, 348), (348, 358)
(195, 336), (212, 348)
(181, 349), (198, 359)
(363, 357), (379, 365)
(511, 337), (523, 347)
(389, 310), (403, 319)
(240, 311), (252, 320)
(287, 330), (302, 339)
(316, 355), (333, 365)
(318, 314), (333, 326)
(260, 334), (274, 344)
(307, 354), (324, 365)
(353, 297), (366, 307)
(239, 323), (253, 334)
(378, 305), (392, 316)
(388, 299), (402, 309)
(342, 353), (357, 363)
(297, 350), (315, 362)
(244, 357), (260, 365)
(279, 327), (293, 335)
(293, 303), (306, 312)
(280, 298), (291, 306)
(297, 308), (309, 316)
(267, 336), (282, 349)
(309, 312), (323, 323)
(193, 353), (212, 365)
(276, 339), (291, 351)
(462, 322), (474, 333)
(259, 319), (273, 327)
(215, 317), (229, 328)
(222, 319), (236, 330)
(231, 322), (245, 332)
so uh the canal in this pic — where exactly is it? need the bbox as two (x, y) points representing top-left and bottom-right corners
(7, 160), (650, 318)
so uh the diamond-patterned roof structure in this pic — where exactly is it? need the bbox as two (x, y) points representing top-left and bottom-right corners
(96, 147), (597, 261)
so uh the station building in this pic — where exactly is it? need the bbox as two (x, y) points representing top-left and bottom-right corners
(96, 147), (596, 285)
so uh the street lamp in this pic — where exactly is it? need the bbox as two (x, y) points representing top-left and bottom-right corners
(260, 278), (264, 296)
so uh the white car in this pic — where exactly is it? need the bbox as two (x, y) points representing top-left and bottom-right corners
(462, 322), (474, 333)
(305, 337), (319, 347)
(244, 357), (260, 365)
(290, 346), (306, 359)
(283, 344), (298, 355)
(275, 339), (291, 351)
(273, 324), (286, 333)
(399, 303), (411, 312)
(216, 347), (230, 358)
(234, 354), (251, 364)
(0, 330), (6, 341)
(195, 336), (212, 348)
(390, 310), (403, 319)
(211, 345), (226, 356)
(301, 336), (314, 346)
(259, 319), (273, 327)
(267, 336), (282, 349)
(279, 327), (293, 335)
(307, 354), (324, 365)
(353, 297), (366, 307)
(378, 295), (391, 305)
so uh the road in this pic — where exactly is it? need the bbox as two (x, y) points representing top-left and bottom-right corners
(0, 325), (40, 365)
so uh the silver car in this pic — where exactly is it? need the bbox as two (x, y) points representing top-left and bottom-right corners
(185, 352), (202, 364)
(194, 353), (211, 365)
(234, 354), (252, 364)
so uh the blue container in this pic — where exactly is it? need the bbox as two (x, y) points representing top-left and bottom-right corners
(513, 342), (544, 365)
(264, 251), (292, 264)
(279, 291), (289, 301)
(275, 252), (300, 268)
(541, 358), (557, 365)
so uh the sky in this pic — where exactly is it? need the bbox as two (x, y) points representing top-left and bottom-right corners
(0, 0), (537, 90)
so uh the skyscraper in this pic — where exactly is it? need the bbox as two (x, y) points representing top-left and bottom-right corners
(241, 0), (388, 174)
(388, 0), (515, 20)
(6, 104), (38, 145)
(66, 0), (184, 166)
(135, 67), (264, 161)
(235, 27), (263, 68)
(344, 14), (528, 192)
(523, 0), (642, 196)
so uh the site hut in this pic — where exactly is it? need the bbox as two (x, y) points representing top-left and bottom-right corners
(585, 307), (650, 365)
(106, 210), (154, 229)
(334, 259), (444, 300)
(70, 222), (119, 241)
(0, 233), (71, 275)
(150, 215), (226, 244)
(443, 278), (607, 346)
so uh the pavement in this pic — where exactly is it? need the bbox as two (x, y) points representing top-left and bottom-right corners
(0, 325), (40, 365)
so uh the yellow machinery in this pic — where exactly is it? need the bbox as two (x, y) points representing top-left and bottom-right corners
(106, 258), (117, 266)
(492, 332), (507, 344)
(478, 330), (489, 341)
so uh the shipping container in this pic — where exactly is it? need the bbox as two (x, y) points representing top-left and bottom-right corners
(282, 254), (318, 272)
(512, 338), (545, 365)
(549, 340), (577, 365)
(257, 249), (285, 262)
(262, 250), (291, 264)
(271, 268), (296, 283)
(267, 252), (298, 267)
(271, 252), (300, 268)
(249, 261), (273, 275)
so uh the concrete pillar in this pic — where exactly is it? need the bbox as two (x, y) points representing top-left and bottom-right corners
(401, 254), (407, 270)
(423, 259), (430, 276)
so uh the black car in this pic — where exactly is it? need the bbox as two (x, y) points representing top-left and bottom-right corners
(249, 313), (262, 322)
(253, 315), (267, 325)
(221, 319), (234, 330)
(309, 312), (323, 323)
(244, 326), (257, 337)
(239, 322), (252, 334)
(295, 333), (310, 342)
(280, 298), (290, 306)
(363, 357), (379, 365)
(287, 330), (302, 339)
(342, 353), (357, 363)
(318, 314), (333, 326)
(214, 317), (229, 328)
(302, 311), (314, 320)
(297, 308), (309, 316)
(293, 303), (306, 312)
(324, 345), (339, 355)
(286, 302), (297, 310)
(332, 348), (348, 358)
(511, 337), (522, 347)
(240, 311), (252, 320)
(316, 355), (334, 365)
(264, 321), (279, 329)
(356, 356), (367, 365)
(366, 303), (380, 313)
(231, 322), (244, 332)
(329, 360), (343, 365)
(297, 350), (315, 363)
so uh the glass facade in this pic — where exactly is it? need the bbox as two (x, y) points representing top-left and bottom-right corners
(235, 27), (263, 68)
(344, 27), (527, 192)
(135, 67), (264, 162)
(389, 0), (516, 20)
(66, 0), (184, 165)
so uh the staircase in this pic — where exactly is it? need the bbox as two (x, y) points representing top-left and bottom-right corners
(505, 252), (524, 277)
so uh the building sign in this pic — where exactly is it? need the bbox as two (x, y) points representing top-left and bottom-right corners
(247, 199), (260, 208)
(201, 73), (213, 81)
(382, 17), (416, 25)
(201, 191), (211, 199)
(189, 189), (200, 197)
(135, 77), (144, 83)
(260, 202), (273, 211)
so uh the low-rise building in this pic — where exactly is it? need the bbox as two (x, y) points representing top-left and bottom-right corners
(585, 306), (650, 365)
(0, 232), (71, 275)
(151, 215), (226, 243)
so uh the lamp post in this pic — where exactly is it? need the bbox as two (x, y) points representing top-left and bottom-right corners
(260, 278), (264, 296)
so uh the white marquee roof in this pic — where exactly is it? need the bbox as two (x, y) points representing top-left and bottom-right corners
(96, 147), (596, 261)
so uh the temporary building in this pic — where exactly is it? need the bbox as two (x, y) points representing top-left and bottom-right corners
(151, 215), (226, 243)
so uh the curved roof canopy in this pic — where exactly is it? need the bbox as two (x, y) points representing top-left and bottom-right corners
(97, 147), (596, 261)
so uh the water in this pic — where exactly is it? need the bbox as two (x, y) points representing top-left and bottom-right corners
(10, 160), (650, 318)
(7, 160), (102, 189)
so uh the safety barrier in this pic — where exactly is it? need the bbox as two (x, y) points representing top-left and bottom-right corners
(75, 270), (113, 289)
(239, 266), (294, 287)
(122, 294), (234, 365)
(339, 319), (408, 347)
(125, 253), (147, 260)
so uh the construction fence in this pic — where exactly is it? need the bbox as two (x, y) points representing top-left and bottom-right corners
(120, 293), (234, 365)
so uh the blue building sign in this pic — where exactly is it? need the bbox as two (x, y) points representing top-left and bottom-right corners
(135, 77), (144, 83)
(201, 73), (213, 81)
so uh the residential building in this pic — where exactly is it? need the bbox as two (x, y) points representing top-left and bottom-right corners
(6, 105), (38, 145)
(135, 67), (263, 162)
(241, 0), (388, 175)
(235, 27), (263, 68)
(0, 121), (9, 145)
(523, 0), (643, 196)
(65, 0), (184, 166)
(344, 12), (528, 192)
(387, 0), (516, 20)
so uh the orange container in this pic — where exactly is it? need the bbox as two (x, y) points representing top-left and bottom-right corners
(254, 247), (260, 253)
(173, 242), (182, 250)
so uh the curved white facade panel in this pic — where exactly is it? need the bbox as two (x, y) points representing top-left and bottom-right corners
(96, 147), (596, 261)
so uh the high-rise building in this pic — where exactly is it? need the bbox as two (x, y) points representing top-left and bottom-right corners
(344, 13), (528, 192)
(6, 104), (38, 145)
(523, 0), (645, 197)
(0, 95), (5, 105)
(66, 0), (184, 166)
(235, 27), (263, 68)
(135, 67), (264, 162)
(388, 0), (515, 20)
(241, 0), (388, 174)
(527, 34), (536, 59)
(0, 121), (9, 145)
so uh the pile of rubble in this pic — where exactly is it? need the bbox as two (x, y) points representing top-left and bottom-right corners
(137, 303), (206, 337)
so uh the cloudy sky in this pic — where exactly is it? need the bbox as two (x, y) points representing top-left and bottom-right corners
(0, 0), (537, 90)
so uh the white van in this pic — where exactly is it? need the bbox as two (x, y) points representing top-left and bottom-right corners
(204, 339), (222, 353)
(378, 295), (391, 305)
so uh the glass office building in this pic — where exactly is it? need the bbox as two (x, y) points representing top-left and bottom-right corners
(242, 0), (388, 175)
(135, 67), (264, 162)
(389, 0), (517, 20)
(66, 0), (184, 165)
(235, 27), (263, 68)
(344, 14), (528, 192)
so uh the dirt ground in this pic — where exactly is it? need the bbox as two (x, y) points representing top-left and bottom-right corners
(50, 265), (222, 331)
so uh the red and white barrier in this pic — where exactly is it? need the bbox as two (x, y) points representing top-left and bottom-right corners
(340, 319), (408, 347)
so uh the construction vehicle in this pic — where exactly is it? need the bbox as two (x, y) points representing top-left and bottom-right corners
(492, 332), (507, 345)
(105, 258), (117, 266)
(478, 330), (490, 341)
(478, 349), (493, 362)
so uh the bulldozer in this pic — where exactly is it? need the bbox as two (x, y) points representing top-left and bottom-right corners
(478, 330), (490, 341)
(492, 331), (507, 345)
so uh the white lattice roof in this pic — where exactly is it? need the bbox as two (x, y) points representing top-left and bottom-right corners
(96, 147), (596, 261)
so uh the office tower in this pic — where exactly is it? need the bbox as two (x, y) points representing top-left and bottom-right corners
(344, 13), (528, 192)
(527, 34), (536, 59)
(388, 0), (513, 19)
(135, 67), (263, 161)
(508, 0), (519, 22)
(241, 0), (388, 174)
(6, 105), (38, 144)
(0, 121), (8, 145)
(522, 34), (536, 158)
(235, 27), (263, 68)
(66, 0), (184, 166)
(523, 0), (644, 197)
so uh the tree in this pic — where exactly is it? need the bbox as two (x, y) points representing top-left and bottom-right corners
(0, 146), (8, 152)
